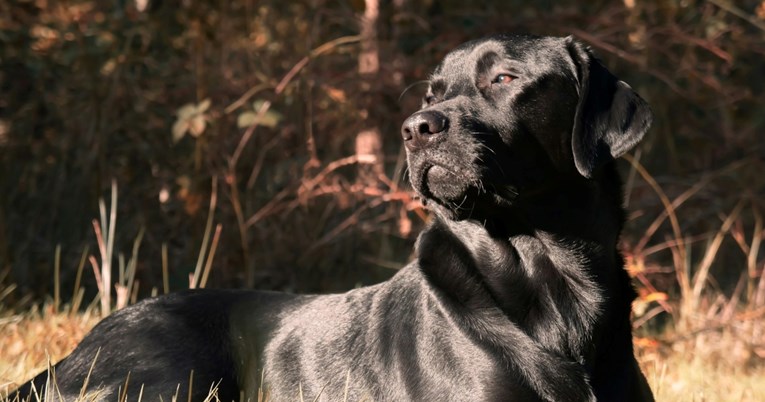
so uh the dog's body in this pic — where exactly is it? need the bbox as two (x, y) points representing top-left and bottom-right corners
(12, 34), (654, 402)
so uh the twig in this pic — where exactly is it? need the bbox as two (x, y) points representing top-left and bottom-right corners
(117, 226), (145, 309)
(633, 179), (705, 254)
(246, 135), (282, 190)
(633, 159), (747, 253)
(161, 243), (169, 295)
(721, 271), (747, 322)
(191, 177), (218, 289)
(91, 219), (108, 315)
(199, 224), (222, 289)
(88, 255), (103, 299)
(623, 154), (688, 293)
(92, 181), (118, 317)
(298, 155), (372, 196)
(633, 272), (674, 315)
(54, 244), (61, 314)
(706, 0), (765, 32)
(78, 347), (101, 400)
(224, 83), (273, 114)
(755, 266), (765, 308)
(640, 231), (714, 257)
(304, 204), (371, 255)
(228, 176), (251, 286)
(105, 181), (118, 312)
(691, 199), (746, 306)
(243, 187), (294, 228)
(71, 245), (89, 315)
(633, 305), (666, 329)
(748, 206), (762, 299)
(118, 371), (131, 402)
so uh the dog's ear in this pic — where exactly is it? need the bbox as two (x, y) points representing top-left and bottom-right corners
(565, 36), (653, 178)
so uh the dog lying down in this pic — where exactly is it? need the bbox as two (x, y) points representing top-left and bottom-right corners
(12, 34), (654, 402)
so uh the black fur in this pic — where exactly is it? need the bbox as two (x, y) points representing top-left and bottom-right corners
(11, 34), (654, 402)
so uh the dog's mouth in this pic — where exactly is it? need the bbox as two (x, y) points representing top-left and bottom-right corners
(421, 164), (470, 202)
(412, 160), (518, 219)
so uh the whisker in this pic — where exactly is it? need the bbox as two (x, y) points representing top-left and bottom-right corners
(456, 194), (470, 211)
(475, 141), (498, 157)
(398, 80), (431, 103)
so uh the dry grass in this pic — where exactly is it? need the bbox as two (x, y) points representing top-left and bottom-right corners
(0, 304), (100, 396)
(639, 349), (765, 402)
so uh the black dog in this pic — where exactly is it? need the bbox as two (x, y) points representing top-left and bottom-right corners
(12, 34), (654, 402)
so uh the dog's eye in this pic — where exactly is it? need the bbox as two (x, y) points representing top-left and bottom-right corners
(424, 95), (437, 105)
(491, 74), (514, 84)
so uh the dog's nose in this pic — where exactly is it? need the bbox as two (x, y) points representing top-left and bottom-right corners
(401, 111), (448, 149)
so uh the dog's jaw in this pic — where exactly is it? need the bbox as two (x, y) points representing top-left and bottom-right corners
(409, 161), (502, 221)
(407, 145), (476, 218)
(408, 151), (522, 222)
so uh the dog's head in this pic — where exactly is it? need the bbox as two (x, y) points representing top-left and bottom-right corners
(402, 34), (652, 220)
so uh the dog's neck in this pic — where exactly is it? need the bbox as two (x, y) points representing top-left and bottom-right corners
(416, 167), (635, 374)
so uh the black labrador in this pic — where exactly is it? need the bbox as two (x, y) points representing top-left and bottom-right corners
(11, 34), (654, 402)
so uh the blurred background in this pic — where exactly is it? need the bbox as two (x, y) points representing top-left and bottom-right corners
(1, 0), (764, 396)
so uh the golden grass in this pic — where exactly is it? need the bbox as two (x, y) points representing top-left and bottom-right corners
(640, 351), (765, 401)
(0, 305), (100, 394)
(2, 305), (764, 401)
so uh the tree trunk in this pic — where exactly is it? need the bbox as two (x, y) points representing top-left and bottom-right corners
(355, 0), (384, 184)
